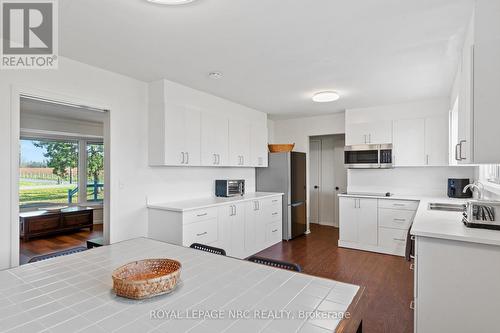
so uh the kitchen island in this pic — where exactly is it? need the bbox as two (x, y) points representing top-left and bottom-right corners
(0, 238), (363, 333)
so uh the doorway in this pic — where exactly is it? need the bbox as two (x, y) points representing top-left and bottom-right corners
(14, 94), (110, 265)
(309, 134), (346, 227)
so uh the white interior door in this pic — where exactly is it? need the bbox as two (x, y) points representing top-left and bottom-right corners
(333, 135), (347, 228)
(309, 140), (321, 224)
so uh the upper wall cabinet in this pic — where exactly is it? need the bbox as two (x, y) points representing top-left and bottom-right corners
(453, 1), (500, 164)
(393, 118), (426, 167)
(345, 121), (392, 146)
(393, 115), (449, 167)
(250, 122), (269, 167)
(229, 119), (251, 167)
(201, 112), (228, 166)
(148, 79), (269, 167)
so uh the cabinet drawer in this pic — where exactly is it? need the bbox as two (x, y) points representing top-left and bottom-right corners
(378, 209), (414, 230)
(183, 218), (218, 246)
(27, 216), (60, 232)
(266, 221), (282, 245)
(62, 212), (92, 227)
(183, 207), (218, 224)
(379, 199), (419, 211)
(378, 227), (407, 256)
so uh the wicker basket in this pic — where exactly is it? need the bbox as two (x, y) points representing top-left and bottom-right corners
(112, 259), (181, 300)
(268, 144), (295, 153)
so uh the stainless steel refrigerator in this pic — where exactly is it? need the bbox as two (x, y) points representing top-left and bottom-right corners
(256, 152), (307, 240)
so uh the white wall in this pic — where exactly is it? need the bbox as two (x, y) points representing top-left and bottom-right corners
(272, 113), (345, 231)
(0, 57), (258, 270)
(272, 113), (345, 152)
(348, 167), (476, 197)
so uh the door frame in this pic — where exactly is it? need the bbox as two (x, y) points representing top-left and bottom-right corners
(10, 86), (111, 267)
(309, 139), (322, 224)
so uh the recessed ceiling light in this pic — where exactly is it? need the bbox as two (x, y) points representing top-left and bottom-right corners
(312, 91), (340, 103)
(208, 71), (223, 79)
(146, 0), (196, 5)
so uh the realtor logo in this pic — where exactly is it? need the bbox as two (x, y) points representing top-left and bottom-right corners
(1, 0), (58, 69)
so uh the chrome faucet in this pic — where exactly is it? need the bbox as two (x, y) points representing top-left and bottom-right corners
(463, 181), (484, 200)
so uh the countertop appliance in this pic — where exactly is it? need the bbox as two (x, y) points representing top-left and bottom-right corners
(344, 144), (392, 169)
(256, 152), (307, 240)
(448, 178), (473, 198)
(463, 200), (500, 230)
(215, 179), (245, 197)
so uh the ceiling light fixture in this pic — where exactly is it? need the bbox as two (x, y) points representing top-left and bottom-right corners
(312, 91), (340, 103)
(146, 0), (196, 5)
(208, 71), (223, 79)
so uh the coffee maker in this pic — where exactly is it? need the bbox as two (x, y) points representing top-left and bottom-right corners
(448, 178), (473, 198)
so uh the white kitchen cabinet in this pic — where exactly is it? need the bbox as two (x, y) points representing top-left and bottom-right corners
(250, 121), (269, 167)
(149, 80), (201, 166)
(451, 1), (500, 164)
(393, 118), (426, 167)
(147, 194), (283, 259)
(339, 197), (377, 245)
(339, 196), (418, 256)
(148, 79), (268, 167)
(414, 236), (500, 333)
(217, 203), (245, 259)
(201, 111), (228, 166)
(229, 118), (251, 167)
(345, 121), (392, 146)
(424, 115), (449, 166)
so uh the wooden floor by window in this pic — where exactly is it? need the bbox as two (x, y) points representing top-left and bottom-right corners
(255, 223), (414, 333)
(20, 224), (103, 265)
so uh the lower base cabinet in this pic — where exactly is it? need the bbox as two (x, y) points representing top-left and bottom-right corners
(414, 236), (500, 333)
(148, 194), (283, 259)
(339, 196), (417, 256)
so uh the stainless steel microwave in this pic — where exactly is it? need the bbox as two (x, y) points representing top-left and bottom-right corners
(215, 179), (245, 197)
(344, 144), (393, 169)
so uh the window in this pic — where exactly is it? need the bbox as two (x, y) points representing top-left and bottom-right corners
(20, 139), (79, 207)
(20, 138), (104, 208)
(480, 165), (500, 185)
(86, 142), (104, 202)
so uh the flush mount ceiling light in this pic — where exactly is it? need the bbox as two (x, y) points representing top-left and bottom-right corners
(146, 0), (196, 5)
(312, 91), (340, 103)
(208, 71), (223, 79)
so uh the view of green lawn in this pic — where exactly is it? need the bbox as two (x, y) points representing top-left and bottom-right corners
(20, 183), (77, 205)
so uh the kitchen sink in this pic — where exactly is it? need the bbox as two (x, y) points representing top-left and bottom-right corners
(428, 203), (466, 212)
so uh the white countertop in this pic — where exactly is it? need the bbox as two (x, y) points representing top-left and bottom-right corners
(339, 193), (500, 246)
(147, 192), (284, 212)
(0, 238), (360, 333)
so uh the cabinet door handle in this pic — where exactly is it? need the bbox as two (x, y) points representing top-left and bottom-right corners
(186, 152), (189, 164)
(213, 154), (217, 165)
(368, 133), (371, 143)
(272, 199), (279, 203)
(459, 140), (466, 160)
(426, 154), (429, 165)
(410, 301), (415, 310)
(241, 156), (244, 165)
(393, 218), (406, 222)
(393, 238), (406, 242)
(196, 232), (208, 237)
(410, 263), (415, 271)
(181, 152), (185, 164)
(272, 229), (278, 233)
(455, 143), (461, 161)
(272, 212), (278, 216)
(196, 213), (208, 217)
(217, 154), (220, 165)
(393, 203), (405, 207)
(363, 134), (367, 144)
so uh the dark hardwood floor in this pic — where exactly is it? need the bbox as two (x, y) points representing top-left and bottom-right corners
(20, 224), (103, 265)
(255, 223), (414, 333)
